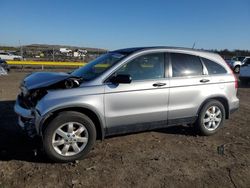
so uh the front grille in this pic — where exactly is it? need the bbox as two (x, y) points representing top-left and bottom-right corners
(18, 94), (33, 109)
(20, 116), (32, 122)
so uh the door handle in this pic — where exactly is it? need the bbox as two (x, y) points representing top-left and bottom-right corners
(153, 82), (166, 87)
(200, 79), (210, 83)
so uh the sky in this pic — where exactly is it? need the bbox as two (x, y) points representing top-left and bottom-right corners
(0, 0), (250, 50)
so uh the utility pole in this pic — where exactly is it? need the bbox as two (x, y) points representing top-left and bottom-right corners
(19, 40), (23, 60)
(52, 48), (55, 62)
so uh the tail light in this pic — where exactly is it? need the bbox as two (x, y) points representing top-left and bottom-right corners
(224, 59), (238, 88)
(233, 73), (238, 88)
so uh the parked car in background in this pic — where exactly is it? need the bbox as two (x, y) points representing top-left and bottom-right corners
(14, 47), (239, 162)
(59, 48), (72, 53)
(227, 56), (249, 73)
(0, 59), (9, 75)
(0, 52), (23, 60)
(239, 57), (250, 85)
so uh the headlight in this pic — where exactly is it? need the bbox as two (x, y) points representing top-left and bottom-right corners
(30, 89), (47, 102)
(31, 90), (40, 98)
(20, 86), (29, 96)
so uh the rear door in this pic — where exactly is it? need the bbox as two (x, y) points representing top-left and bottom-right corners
(168, 53), (211, 123)
(104, 52), (170, 135)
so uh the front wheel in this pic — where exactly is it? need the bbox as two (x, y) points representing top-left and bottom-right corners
(43, 111), (96, 162)
(195, 100), (225, 136)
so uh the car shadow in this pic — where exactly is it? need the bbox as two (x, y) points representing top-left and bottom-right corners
(0, 100), (196, 163)
(156, 124), (197, 136)
(0, 100), (46, 163)
(239, 82), (250, 88)
(106, 124), (196, 140)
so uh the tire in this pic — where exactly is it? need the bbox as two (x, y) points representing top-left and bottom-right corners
(195, 100), (225, 136)
(234, 66), (240, 74)
(43, 111), (96, 162)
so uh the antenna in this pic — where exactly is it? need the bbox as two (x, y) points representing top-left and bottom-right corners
(192, 42), (196, 49)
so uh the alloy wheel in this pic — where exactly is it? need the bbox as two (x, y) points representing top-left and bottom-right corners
(203, 106), (222, 131)
(52, 122), (89, 156)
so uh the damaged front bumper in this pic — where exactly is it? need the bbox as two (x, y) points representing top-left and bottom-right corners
(14, 97), (40, 137)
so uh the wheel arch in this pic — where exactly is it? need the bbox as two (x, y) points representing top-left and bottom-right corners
(197, 96), (229, 119)
(233, 65), (240, 72)
(39, 106), (105, 140)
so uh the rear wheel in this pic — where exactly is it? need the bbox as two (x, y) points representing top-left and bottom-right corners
(43, 111), (96, 162)
(196, 100), (225, 136)
(234, 65), (240, 73)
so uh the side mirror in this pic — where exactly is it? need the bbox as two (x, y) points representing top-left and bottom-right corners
(110, 74), (132, 84)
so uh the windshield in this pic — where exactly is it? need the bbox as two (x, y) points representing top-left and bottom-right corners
(232, 56), (245, 62)
(71, 52), (126, 80)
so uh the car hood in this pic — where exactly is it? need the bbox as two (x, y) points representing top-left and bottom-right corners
(22, 72), (72, 90)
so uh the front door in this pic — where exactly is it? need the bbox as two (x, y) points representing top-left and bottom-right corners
(104, 53), (169, 135)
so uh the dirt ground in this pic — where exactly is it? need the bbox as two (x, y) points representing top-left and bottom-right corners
(0, 70), (249, 188)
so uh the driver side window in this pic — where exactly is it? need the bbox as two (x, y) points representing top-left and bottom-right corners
(116, 53), (165, 81)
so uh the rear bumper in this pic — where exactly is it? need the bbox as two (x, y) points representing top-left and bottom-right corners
(230, 107), (239, 114)
(229, 98), (239, 116)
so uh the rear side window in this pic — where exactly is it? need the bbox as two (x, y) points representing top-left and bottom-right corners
(202, 58), (227, 74)
(171, 53), (203, 77)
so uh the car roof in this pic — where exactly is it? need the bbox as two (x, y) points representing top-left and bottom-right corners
(111, 46), (214, 55)
(109, 46), (231, 72)
(234, 56), (250, 59)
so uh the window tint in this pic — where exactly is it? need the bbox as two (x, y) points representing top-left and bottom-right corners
(202, 58), (227, 74)
(237, 57), (245, 62)
(116, 53), (164, 81)
(171, 53), (203, 77)
(232, 56), (245, 61)
(72, 53), (125, 80)
(245, 58), (250, 65)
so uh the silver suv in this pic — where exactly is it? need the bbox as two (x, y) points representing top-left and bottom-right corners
(14, 47), (239, 162)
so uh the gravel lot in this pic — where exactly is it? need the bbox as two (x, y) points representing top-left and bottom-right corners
(0, 70), (249, 188)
